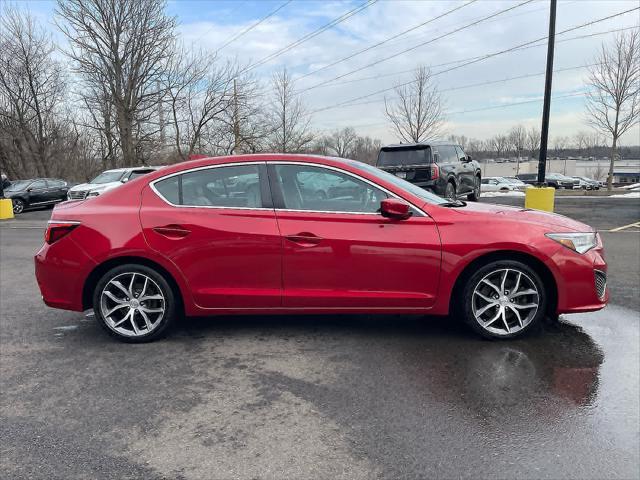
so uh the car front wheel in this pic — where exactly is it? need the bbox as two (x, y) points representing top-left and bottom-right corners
(93, 264), (176, 342)
(460, 260), (547, 339)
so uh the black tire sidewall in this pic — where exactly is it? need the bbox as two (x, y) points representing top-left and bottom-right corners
(93, 264), (176, 343)
(460, 260), (547, 340)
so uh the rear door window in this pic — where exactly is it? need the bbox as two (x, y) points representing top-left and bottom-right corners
(438, 146), (458, 163)
(154, 165), (263, 208)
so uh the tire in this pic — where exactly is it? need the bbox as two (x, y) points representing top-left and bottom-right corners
(467, 176), (481, 201)
(93, 264), (177, 343)
(445, 181), (456, 200)
(12, 198), (25, 214)
(459, 260), (547, 340)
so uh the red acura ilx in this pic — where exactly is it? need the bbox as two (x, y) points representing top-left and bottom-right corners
(35, 154), (608, 342)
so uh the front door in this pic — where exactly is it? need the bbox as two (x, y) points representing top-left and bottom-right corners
(269, 163), (441, 310)
(140, 163), (282, 309)
(456, 145), (475, 193)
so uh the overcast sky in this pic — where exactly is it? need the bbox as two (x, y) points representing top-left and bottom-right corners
(18, 0), (640, 145)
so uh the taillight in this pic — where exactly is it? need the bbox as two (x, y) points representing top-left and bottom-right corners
(45, 221), (79, 244)
(430, 163), (440, 179)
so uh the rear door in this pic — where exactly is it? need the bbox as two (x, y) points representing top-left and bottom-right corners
(269, 162), (441, 310)
(140, 162), (282, 309)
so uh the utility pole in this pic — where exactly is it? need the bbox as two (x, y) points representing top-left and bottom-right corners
(233, 78), (240, 155)
(537, 0), (557, 184)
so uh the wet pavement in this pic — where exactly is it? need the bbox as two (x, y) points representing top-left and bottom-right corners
(1, 205), (639, 479)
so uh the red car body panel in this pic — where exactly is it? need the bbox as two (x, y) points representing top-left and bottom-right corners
(34, 154), (608, 319)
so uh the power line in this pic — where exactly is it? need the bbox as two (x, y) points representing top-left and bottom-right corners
(243, 0), (379, 73)
(303, 25), (637, 91)
(335, 63), (600, 110)
(294, 0), (478, 81)
(213, 1), (293, 54)
(316, 91), (590, 130)
(301, 0), (536, 93)
(307, 8), (639, 115)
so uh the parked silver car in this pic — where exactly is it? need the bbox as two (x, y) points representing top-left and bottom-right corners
(67, 167), (159, 200)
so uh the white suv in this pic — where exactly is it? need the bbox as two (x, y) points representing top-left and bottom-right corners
(67, 167), (159, 200)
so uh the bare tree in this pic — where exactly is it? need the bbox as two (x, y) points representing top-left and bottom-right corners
(490, 134), (509, 158)
(267, 68), (314, 153)
(352, 135), (381, 165)
(586, 30), (640, 189)
(574, 130), (603, 157)
(0, 7), (66, 178)
(508, 125), (527, 174)
(526, 126), (541, 160)
(163, 45), (239, 160)
(322, 127), (358, 158)
(384, 66), (444, 142)
(56, 0), (176, 166)
(552, 135), (570, 157)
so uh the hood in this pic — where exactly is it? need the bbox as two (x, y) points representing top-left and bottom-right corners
(69, 181), (121, 192)
(440, 201), (594, 232)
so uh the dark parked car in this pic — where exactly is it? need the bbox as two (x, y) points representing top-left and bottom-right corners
(4, 178), (69, 214)
(516, 173), (578, 189)
(377, 141), (482, 201)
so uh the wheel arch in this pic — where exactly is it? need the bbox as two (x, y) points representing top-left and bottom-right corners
(82, 255), (185, 314)
(449, 250), (558, 316)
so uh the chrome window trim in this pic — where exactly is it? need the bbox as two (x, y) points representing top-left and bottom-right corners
(149, 160), (427, 217)
(149, 162), (272, 211)
(271, 161), (427, 217)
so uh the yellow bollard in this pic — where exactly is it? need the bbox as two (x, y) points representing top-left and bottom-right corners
(524, 186), (555, 212)
(0, 198), (14, 219)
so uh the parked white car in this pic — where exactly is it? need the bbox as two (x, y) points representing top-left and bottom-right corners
(481, 177), (520, 193)
(67, 167), (159, 200)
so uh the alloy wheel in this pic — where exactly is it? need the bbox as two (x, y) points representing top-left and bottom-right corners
(445, 182), (456, 200)
(471, 268), (539, 336)
(100, 272), (165, 337)
(12, 199), (24, 214)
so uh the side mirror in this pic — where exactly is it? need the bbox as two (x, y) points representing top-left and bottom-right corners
(27, 187), (33, 192)
(121, 178), (129, 183)
(380, 198), (412, 220)
(467, 155), (472, 161)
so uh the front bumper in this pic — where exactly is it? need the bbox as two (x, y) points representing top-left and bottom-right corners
(551, 242), (609, 314)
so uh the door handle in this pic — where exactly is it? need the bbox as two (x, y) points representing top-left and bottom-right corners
(285, 232), (322, 246)
(153, 224), (191, 239)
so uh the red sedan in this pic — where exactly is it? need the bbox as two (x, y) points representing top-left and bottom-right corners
(35, 155), (608, 342)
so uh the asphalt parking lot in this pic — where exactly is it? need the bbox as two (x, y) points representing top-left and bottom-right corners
(1, 197), (639, 479)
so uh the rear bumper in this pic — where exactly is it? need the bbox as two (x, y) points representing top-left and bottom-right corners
(34, 237), (96, 312)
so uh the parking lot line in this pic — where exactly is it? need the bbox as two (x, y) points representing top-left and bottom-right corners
(608, 221), (640, 232)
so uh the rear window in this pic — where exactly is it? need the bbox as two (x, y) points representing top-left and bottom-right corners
(377, 146), (431, 167)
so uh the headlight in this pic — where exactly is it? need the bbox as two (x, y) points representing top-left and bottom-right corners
(87, 191), (100, 197)
(546, 232), (597, 254)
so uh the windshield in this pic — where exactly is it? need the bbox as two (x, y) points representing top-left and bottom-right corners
(5, 180), (31, 191)
(348, 161), (447, 205)
(377, 147), (431, 167)
(90, 170), (124, 184)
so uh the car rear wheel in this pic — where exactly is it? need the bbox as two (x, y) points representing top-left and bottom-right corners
(445, 181), (456, 200)
(12, 199), (25, 214)
(460, 260), (546, 339)
(93, 264), (176, 342)
(467, 176), (481, 201)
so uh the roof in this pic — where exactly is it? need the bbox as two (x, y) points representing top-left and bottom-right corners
(381, 141), (454, 149)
